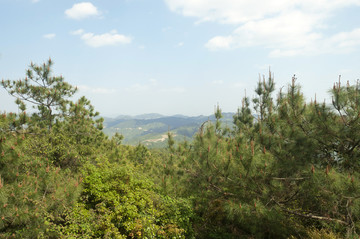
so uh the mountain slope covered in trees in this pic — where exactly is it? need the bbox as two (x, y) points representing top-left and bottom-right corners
(102, 113), (234, 147)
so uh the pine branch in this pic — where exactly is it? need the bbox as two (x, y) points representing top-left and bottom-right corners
(271, 177), (308, 181)
(272, 198), (348, 225)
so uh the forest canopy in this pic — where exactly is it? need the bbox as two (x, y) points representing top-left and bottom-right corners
(1, 60), (360, 238)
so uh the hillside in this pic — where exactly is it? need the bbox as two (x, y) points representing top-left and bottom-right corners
(103, 113), (235, 147)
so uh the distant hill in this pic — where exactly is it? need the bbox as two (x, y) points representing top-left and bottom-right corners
(114, 113), (164, 120)
(102, 113), (235, 148)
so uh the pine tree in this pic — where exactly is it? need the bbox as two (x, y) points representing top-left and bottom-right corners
(162, 73), (360, 238)
(1, 59), (106, 170)
(1, 59), (76, 131)
(0, 112), (81, 238)
(0, 60), (106, 236)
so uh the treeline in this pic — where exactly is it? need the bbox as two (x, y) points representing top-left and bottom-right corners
(1, 60), (360, 238)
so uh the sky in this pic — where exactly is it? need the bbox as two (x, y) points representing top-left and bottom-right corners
(1, 0), (360, 117)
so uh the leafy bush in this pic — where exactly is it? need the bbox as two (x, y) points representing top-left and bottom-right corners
(54, 159), (194, 238)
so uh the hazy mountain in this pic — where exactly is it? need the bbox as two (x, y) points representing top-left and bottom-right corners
(132, 113), (164, 120)
(102, 113), (235, 148)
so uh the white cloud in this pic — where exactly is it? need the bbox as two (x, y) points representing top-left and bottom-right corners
(206, 11), (323, 54)
(268, 28), (360, 57)
(205, 36), (234, 50)
(165, 0), (288, 24)
(165, 0), (360, 56)
(327, 29), (360, 51)
(165, 0), (360, 24)
(72, 29), (132, 47)
(78, 85), (116, 94)
(32, 0), (40, 3)
(43, 33), (56, 39)
(65, 2), (100, 20)
(176, 42), (184, 47)
(70, 29), (85, 35)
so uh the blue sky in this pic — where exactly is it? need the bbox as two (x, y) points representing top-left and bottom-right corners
(1, 0), (360, 117)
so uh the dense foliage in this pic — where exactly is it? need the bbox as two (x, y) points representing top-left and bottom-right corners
(1, 61), (360, 238)
(0, 60), (192, 238)
(159, 74), (360, 238)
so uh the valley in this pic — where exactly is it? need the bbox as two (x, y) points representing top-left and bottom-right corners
(102, 113), (235, 147)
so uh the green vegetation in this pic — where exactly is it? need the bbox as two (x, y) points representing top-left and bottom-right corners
(1, 60), (360, 238)
(0, 60), (191, 238)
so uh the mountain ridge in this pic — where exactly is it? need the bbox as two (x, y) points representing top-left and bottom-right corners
(102, 112), (236, 147)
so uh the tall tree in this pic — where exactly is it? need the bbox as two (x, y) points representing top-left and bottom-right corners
(164, 74), (360, 238)
(1, 59), (76, 131)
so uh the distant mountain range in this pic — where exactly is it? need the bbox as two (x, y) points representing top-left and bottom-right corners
(102, 113), (235, 148)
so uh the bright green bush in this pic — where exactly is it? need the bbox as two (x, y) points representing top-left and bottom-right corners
(54, 159), (194, 238)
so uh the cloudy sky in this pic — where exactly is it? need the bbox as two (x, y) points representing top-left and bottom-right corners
(1, 0), (360, 116)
